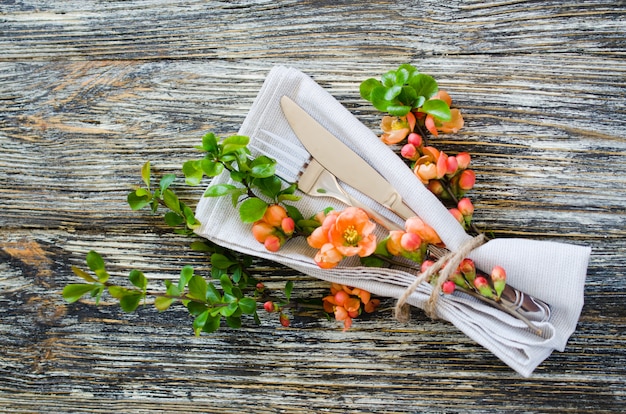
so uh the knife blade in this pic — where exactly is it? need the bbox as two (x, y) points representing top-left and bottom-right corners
(279, 95), (550, 323)
(280, 95), (416, 221)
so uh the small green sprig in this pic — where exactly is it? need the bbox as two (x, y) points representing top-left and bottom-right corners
(359, 63), (451, 121)
(62, 251), (260, 334)
(127, 161), (200, 235)
(182, 132), (302, 224)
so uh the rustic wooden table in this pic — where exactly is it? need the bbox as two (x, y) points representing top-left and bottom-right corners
(1, 1), (625, 412)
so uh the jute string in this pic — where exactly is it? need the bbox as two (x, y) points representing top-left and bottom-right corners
(394, 234), (486, 323)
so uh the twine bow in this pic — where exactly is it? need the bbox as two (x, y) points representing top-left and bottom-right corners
(394, 234), (486, 323)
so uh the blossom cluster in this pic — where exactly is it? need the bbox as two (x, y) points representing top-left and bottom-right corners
(323, 283), (381, 331)
(251, 204), (295, 252)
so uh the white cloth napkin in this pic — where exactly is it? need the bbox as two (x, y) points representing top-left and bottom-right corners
(194, 66), (591, 377)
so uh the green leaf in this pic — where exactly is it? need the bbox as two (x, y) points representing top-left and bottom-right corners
(71, 265), (98, 283)
(398, 86), (418, 108)
(225, 316), (242, 329)
(211, 253), (236, 270)
(220, 273), (234, 295)
(86, 250), (109, 283)
(128, 269), (147, 291)
(284, 280), (294, 301)
(201, 313), (221, 334)
(193, 310), (209, 336)
(141, 161), (151, 189)
(284, 205), (304, 223)
(178, 265), (194, 291)
(200, 158), (224, 177)
(154, 296), (174, 311)
(187, 275), (208, 302)
(182, 160), (204, 186)
(420, 99), (452, 121)
(162, 189), (181, 213)
(239, 197), (268, 223)
(370, 85), (394, 113)
(250, 156), (276, 178)
(164, 211), (184, 227)
(387, 105), (411, 116)
(182, 204), (201, 229)
(187, 302), (208, 316)
(381, 70), (396, 87)
(62, 284), (96, 303)
(159, 174), (176, 193)
(231, 266), (243, 284)
(119, 293), (143, 312)
(219, 301), (239, 317)
(206, 283), (222, 305)
(238, 297), (257, 315)
(203, 183), (238, 197)
(127, 190), (151, 211)
(221, 135), (249, 155)
(202, 132), (219, 153)
(86, 250), (105, 271)
(384, 85), (402, 101)
(409, 73), (439, 100)
(189, 240), (217, 252)
(359, 78), (382, 101)
(255, 176), (282, 199)
(395, 66), (411, 85)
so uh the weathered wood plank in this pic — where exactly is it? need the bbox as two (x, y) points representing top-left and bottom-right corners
(1, 1), (624, 61)
(1, 0), (625, 412)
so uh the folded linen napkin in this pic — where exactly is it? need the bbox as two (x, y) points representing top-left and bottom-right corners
(195, 66), (591, 377)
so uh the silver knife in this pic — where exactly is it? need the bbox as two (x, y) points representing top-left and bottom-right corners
(279, 95), (550, 323)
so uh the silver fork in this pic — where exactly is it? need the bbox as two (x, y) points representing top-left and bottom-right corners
(251, 131), (550, 324)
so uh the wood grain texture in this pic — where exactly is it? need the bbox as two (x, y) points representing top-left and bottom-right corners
(1, 0), (625, 412)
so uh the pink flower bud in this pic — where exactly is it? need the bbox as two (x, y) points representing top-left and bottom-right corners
(281, 216), (295, 236)
(279, 313), (290, 327)
(456, 152), (471, 169)
(459, 258), (476, 283)
(421, 259), (435, 273)
(473, 276), (493, 298)
(457, 198), (474, 217)
(458, 169), (476, 191)
(264, 301), (275, 313)
(334, 290), (350, 307)
(442, 280), (456, 295)
(401, 143), (419, 160)
(264, 235), (282, 252)
(449, 208), (464, 224)
(256, 282), (265, 291)
(490, 266), (507, 298)
(446, 156), (459, 175)
(400, 232), (422, 252)
(407, 132), (423, 147)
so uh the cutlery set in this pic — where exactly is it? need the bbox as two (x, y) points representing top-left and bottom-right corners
(251, 95), (551, 326)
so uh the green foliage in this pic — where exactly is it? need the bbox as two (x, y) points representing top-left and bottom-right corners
(182, 132), (305, 227)
(360, 64), (451, 121)
(127, 161), (201, 235)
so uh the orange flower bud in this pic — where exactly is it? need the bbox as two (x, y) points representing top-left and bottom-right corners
(458, 169), (476, 190)
(252, 221), (274, 243)
(264, 204), (287, 227)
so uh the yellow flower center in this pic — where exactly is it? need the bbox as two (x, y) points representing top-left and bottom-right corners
(343, 226), (360, 246)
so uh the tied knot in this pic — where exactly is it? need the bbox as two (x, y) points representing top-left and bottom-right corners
(394, 234), (486, 323)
